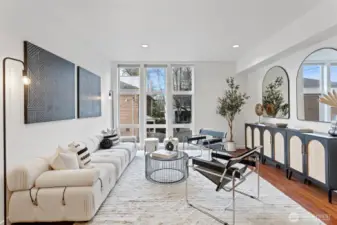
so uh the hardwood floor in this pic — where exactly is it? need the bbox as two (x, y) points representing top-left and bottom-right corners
(258, 163), (337, 225)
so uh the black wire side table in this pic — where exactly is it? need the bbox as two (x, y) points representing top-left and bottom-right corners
(145, 151), (189, 184)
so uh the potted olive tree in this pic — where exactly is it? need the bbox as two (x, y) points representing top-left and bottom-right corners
(217, 77), (250, 151)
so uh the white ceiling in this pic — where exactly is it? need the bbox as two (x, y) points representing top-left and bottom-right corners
(2, 0), (321, 62)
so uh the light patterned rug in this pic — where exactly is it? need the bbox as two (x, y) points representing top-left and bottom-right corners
(76, 151), (324, 225)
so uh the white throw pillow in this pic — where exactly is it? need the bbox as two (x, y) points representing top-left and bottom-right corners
(50, 147), (80, 170)
(68, 142), (93, 169)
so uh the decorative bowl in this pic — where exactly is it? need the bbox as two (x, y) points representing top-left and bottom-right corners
(276, 123), (288, 128)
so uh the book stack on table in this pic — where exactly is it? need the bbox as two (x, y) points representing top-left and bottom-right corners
(151, 150), (178, 159)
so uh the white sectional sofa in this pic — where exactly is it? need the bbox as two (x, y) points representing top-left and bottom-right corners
(7, 135), (138, 224)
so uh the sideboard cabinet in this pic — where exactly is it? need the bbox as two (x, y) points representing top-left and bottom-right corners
(245, 123), (337, 203)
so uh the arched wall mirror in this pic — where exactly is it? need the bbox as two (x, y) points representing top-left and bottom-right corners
(297, 48), (337, 122)
(262, 66), (290, 118)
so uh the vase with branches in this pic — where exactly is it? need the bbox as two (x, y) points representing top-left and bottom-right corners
(217, 77), (250, 151)
(262, 76), (289, 117)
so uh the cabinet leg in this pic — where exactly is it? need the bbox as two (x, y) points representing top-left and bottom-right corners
(329, 189), (333, 203)
(304, 178), (308, 184)
(287, 171), (292, 180)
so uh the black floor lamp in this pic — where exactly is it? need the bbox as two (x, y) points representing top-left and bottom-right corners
(2, 57), (30, 225)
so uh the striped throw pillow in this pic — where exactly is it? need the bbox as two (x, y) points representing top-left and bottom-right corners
(104, 129), (120, 145)
(68, 142), (92, 168)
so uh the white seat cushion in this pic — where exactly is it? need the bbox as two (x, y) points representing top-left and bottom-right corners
(110, 142), (136, 160)
(95, 149), (129, 165)
(94, 163), (118, 187)
(91, 154), (123, 178)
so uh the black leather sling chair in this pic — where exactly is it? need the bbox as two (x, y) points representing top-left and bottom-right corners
(183, 129), (227, 159)
(185, 145), (263, 225)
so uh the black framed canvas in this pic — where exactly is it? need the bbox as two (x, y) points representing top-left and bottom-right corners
(24, 41), (76, 124)
(77, 66), (102, 118)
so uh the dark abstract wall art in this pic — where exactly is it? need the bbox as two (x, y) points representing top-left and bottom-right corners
(77, 67), (102, 118)
(24, 41), (76, 124)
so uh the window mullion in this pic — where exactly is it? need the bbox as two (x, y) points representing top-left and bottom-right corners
(166, 65), (173, 137)
(139, 64), (146, 146)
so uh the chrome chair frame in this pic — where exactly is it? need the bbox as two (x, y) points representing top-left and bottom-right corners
(183, 129), (227, 159)
(185, 146), (262, 225)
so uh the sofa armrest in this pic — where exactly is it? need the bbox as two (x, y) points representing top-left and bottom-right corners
(8, 158), (50, 192)
(35, 169), (100, 188)
(120, 136), (137, 143)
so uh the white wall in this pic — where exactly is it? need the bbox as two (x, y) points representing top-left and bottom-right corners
(111, 62), (246, 146)
(0, 28), (112, 222)
(241, 34), (337, 132)
(194, 62), (235, 137)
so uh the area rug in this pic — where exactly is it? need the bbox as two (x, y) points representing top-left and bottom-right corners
(76, 152), (324, 225)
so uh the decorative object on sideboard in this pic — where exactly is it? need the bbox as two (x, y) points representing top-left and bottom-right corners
(319, 90), (337, 136)
(319, 90), (337, 107)
(264, 103), (276, 117)
(262, 67), (290, 118)
(24, 41), (76, 123)
(328, 121), (337, 137)
(2, 57), (31, 225)
(276, 123), (288, 128)
(77, 66), (102, 118)
(217, 77), (250, 151)
(255, 103), (264, 124)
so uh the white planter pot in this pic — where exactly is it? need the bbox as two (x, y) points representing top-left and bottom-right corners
(227, 142), (236, 152)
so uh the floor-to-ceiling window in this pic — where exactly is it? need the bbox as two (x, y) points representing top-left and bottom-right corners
(171, 66), (193, 142)
(145, 66), (167, 142)
(118, 65), (140, 141)
(117, 64), (194, 144)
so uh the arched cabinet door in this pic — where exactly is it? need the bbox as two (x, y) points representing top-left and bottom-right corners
(289, 135), (303, 173)
(263, 130), (272, 158)
(254, 128), (260, 147)
(246, 126), (252, 149)
(307, 140), (326, 184)
(274, 132), (285, 164)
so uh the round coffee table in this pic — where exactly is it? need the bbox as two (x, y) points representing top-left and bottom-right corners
(145, 151), (189, 184)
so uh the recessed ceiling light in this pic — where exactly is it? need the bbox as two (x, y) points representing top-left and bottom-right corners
(141, 44), (149, 48)
(232, 44), (240, 48)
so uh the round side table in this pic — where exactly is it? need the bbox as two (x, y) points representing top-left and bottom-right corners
(145, 151), (189, 184)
